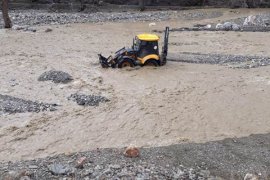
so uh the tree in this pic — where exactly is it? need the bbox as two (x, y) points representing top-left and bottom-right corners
(139, 0), (145, 11)
(2, 0), (12, 28)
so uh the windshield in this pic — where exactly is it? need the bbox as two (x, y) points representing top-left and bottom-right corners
(133, 37), (140, 50)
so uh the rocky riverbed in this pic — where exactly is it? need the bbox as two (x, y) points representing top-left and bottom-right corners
(0, 10), (171, 29)
(169, 52), (270, 69)
(1, 133), (269, 179)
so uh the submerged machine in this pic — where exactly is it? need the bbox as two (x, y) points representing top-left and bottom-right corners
(99, 27), (169, 68)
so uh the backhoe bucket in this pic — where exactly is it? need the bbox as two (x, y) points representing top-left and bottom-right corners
(98, 54), (110, 68)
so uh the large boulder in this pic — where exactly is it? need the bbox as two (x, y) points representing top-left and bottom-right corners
(243, 15), (270, 26)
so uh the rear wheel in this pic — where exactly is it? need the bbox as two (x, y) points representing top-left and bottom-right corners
(144, 59), (159, 67)
(117, 58), (135, 68)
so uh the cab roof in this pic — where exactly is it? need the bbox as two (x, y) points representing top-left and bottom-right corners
(136, 34), (160, 41)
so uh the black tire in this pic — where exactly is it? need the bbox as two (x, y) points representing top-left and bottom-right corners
(144, 59), (159, 67)
(117, 58), (135, 68)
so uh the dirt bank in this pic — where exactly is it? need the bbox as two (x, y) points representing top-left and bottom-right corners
(0, 8), (270, 165)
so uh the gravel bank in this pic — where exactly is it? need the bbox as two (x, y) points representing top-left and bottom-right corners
(0, 9), (224, 29)
(163, 13), (270, 32)
(169, 52), (270, 69)
(0, 95), (58, 114)
(0, 133), (269, 179)
(0, 10), (171, 28)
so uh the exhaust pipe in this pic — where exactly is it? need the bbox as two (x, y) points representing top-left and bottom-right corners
(161, 26), (169, 66)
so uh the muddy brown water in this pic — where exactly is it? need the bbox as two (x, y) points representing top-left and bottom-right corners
(0, 8), (270, 161)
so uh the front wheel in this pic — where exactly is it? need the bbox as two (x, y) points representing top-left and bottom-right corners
(117, 58), (135, 68)
(144, 59), (159, 67)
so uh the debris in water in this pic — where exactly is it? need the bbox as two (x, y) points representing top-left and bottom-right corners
(0, 94), (58, 114)
(38, 70), (73, 84)
(68, 93), (109, 106)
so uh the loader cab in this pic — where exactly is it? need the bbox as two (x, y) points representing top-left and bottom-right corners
(133, 34), (160, 65)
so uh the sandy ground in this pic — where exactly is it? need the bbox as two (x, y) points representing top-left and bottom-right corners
(0, 8), (270, 162)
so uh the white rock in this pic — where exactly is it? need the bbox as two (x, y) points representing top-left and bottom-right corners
(205, 24), (211, 29)
(12, 25), (25, 30)
(243, 15), (257, 26)
(149, 22), (156, 27)
(244, 173), (259, 180)
(216, 23), (223, 29)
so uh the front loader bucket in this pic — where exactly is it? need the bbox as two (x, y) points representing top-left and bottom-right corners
(98, 54), (110, 68)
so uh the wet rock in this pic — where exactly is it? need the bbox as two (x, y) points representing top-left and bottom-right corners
(0, 94), (58, 114)
(68, 93), (109, 106)
(124, 145), (140, 158)
(38, 70), (73, 84)
(48, 163), (71, 175)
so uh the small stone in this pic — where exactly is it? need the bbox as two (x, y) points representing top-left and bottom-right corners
(173, 169), (185, 179)
(45, 28), (53, 32)
(48, 163), (71, 175)
(223, 22), (233, 31)
(204, 24), (211, 29)
(109, 164), (121, 169)
(232, 23), (241, 31)
(124, 145), (140, 158)
(25, 27), (37, 32)
(7, 170), (20, 179)
(149, 22), (156, 27)
(12, 25), (25, 30)
(95, 165), (102, 170)
(20, 176), (31, 180)
(215, 23), (223, 30)
(75, 157), (87, 169)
